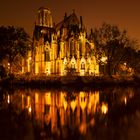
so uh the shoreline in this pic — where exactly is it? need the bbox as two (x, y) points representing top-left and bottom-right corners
(0, 75), (139, 90)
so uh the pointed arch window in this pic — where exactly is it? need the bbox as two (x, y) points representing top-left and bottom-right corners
(71, 62), (75, 69)
(81, 62), (85, 70)
(63, 57), (67, 70)
(44, 48), (50, 61)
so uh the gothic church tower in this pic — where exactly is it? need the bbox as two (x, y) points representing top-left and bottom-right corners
(32, 7), (57, 74)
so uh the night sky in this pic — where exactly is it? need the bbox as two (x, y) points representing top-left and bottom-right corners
(0, 0), (140, 44)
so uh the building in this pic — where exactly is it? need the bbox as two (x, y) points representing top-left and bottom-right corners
(23, 7), (99, 76)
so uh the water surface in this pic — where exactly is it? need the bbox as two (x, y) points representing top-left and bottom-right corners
(0, 87), (140, 140)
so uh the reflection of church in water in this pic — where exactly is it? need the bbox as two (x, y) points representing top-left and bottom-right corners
(21, 90), (101, 134)
(23, 7), (99, 76)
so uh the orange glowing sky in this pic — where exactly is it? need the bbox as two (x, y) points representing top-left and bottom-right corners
(0, 0), (140, 45)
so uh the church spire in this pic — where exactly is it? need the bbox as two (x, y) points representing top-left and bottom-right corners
(80, 16), (83, 29)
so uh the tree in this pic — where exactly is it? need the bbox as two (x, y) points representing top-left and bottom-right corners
(0, 65), (7, 79)
(92, 23), (139, 76)
(133, 50), (140, 75)
(123, 47), (140, 75)
(0, 26), (31, 74)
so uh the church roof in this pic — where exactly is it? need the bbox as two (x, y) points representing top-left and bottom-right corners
(55, 11), (80, 31)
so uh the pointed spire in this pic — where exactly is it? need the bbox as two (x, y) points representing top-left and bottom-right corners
(72, 9), (75, 14)
(64, 12), (67, 20)
(80, 16), (83, 29)
(91, 28), (93, 34)
(89, 28), (94, 42)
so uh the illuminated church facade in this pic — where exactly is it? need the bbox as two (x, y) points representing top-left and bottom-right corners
(23, 7), (99, 76)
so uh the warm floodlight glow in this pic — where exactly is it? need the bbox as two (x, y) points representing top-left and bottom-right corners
(7, 95), (10, 104)
(28, 106), (32, 113)
(80, 70), (85, 76)
(80, 92), (87, 110)
(101, 103), (108, 114)
(124, 97), (127, 105)
(29, 57), (32, 60)
(63, 100), (67, 110)
(70, 100), (77, 112)
(101, 56), (107, 63)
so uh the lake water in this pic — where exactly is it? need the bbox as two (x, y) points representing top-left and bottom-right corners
(0, 87), (140, 140)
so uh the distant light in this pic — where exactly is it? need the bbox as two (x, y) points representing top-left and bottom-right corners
(79, 123), (86, 134)
(7, 95), (10, 104)
(29, 57), (32, 60)
(90, 118), (95, 126)
(28, 106), (32, 113)
(124, 97), (127, 105)
(101, 56), (107, 63)
(101, 103), (108, 114)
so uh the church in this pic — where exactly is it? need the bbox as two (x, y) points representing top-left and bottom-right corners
(22, 7), (99, 76)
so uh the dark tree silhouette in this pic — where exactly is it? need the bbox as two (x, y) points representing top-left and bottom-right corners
(0, 26), (31, 74)
(92, 23), (139, 76)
